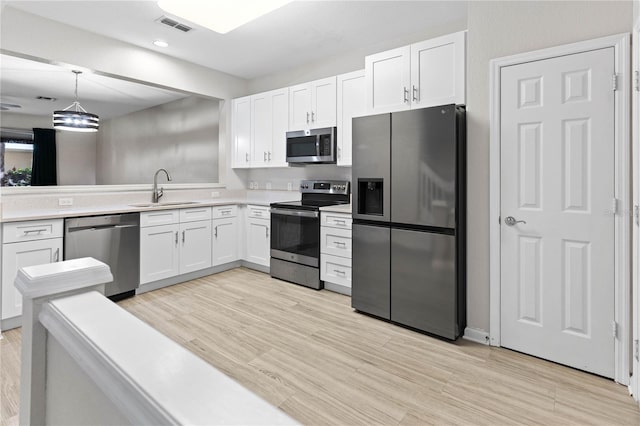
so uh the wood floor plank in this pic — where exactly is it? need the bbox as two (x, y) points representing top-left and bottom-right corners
(2, 267), (639, 425)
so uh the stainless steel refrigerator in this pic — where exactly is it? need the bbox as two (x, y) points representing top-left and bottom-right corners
(351, 104), (466, 340)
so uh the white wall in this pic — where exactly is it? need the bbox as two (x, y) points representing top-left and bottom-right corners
(465, 0), (633, 332)
(96, 97), (219, 185)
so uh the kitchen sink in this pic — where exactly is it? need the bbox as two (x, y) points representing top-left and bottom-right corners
(129, 201), (201, 208)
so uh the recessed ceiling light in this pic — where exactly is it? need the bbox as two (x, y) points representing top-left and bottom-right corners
(153, 40), (169, 47)
(157, 0), (292, 34)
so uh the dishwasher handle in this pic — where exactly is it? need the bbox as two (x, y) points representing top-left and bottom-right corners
(66, 223), (138, 233)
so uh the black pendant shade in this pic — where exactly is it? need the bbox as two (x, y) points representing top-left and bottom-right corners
(52, 70), (99, 132)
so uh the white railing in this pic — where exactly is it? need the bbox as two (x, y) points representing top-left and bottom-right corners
(16, 257), (297, 426)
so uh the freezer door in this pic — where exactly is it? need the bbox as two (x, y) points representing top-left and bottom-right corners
(352, 223), (390, 319)
(392, 105), (456, 228)
(352, 114), (391, 223)
(391, 228), (457, 339)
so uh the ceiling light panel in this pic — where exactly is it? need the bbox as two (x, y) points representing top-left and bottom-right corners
(157, 0), (292, 34)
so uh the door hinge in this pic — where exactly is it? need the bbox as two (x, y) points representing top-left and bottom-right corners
(612, 73), (619, 91)
(635, 339), (639, 361)
(634, 70), (640, 92)
(612, 198), (619, 215)
(612, 320), (618, 338)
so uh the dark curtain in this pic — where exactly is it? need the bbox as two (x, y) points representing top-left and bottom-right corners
(31, 128), (57, 186)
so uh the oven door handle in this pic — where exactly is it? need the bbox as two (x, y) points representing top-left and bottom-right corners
(270, 208), (319, 218)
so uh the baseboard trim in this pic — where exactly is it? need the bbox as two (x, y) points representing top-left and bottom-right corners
(137, 261), (242, 294)
(463, 327), (490, 345)
(1, 315), (22, 331)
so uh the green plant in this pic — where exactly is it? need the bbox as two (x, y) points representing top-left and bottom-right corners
(2, 167), (32, 186)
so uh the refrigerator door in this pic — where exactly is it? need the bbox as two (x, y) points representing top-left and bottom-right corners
(392, 105), (456, 229)
(352, 114), (391, 223)
(391, 227), (457, 339)
(352, 223), (390, 319)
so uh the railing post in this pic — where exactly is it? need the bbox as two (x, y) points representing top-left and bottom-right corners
(14, 257), (113, 426)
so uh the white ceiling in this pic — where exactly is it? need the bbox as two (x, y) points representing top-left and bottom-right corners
(4, 0), (468, 80)
(0, 54), (188, 118)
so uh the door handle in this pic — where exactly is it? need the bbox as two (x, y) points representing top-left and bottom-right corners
(403, 87), (409, 103)
(268, 151), (271, 161)
(265, 226), (269, 238)
(504, 216), (526, 226)
(306, 112), (310, 123)
(337, 146), (341, 159)
(412, 85), (418, 102)
(264, 151), (267, 161)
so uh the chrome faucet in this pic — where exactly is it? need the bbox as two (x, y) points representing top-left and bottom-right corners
(153, 168), (172, 203)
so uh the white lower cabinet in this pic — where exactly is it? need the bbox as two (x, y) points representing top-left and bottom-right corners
(140, 223), (180, 284)
(320, 211), (352, 294)
(1, 219), (63, 323)
(179, 220), (212, 274)
(245, 205), (270, 267)
(213, 217), (238, 266)
(139, 208), (212, 286)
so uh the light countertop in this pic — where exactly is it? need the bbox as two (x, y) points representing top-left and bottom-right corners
(319, 204), (352, 214)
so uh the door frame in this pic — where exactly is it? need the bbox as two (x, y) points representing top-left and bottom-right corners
(489, 33), (631, 385)
(632, 20), (639, 401)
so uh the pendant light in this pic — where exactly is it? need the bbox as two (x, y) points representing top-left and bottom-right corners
(53, 70), (99, 132)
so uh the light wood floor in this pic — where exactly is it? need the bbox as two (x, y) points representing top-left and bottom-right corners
(2, 267), (640, 425)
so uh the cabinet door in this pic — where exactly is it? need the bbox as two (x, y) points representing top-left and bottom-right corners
(140, 224), (179, 284)
(251, 92), (271, 167)
(213, 217), (238, 266)
(365, 45), (411, 114)
(269, 88), (289, 167)
(180, 220), (212, 274)
(289, 82), (311, 131)
(2, 238), (62, 320)
(410, 31), (466, 109)
(311, 76), (337, 128)
(337, 70), (365, 166)
(246, 218), (270, 267)
(232, 96), (252, 168)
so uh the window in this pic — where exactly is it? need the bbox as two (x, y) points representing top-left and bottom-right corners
(1, 128), (34, 186)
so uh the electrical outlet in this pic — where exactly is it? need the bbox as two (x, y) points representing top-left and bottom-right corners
(58, 197), (73, 206)
(266, 182), (272, 190)
(249, 181), (255, 190)
(287, 182), (292, 191)
(211, 191), (220, 198)
(253, 182), (259, 190)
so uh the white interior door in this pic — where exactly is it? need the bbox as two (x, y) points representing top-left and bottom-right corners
(500, 47), (616, 378)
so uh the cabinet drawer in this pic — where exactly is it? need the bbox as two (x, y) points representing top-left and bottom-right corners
(321, 254), (352, 288)
(212, 205), (238, 219)
(320, 226), (352, 258)
(3, 219), (63, 243)
(140, 210), (179, 227)
(247, 205), (270, 219)
(179, 206), (212, 223)
(321, 212), (352, 230)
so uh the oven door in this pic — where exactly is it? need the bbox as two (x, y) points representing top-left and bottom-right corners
(270, 208), (320, 267)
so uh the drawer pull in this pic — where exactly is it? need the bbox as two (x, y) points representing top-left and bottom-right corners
(221, 210), (231, 215)
(23, 228), (47, 235)
(333, 219), (346, 225)
(254, 211), (262, 216)
(333, 269), (346, 276)
(334, 241), (346, 247)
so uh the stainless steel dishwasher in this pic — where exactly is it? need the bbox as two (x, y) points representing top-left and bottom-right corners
(64, 213), (140, 300)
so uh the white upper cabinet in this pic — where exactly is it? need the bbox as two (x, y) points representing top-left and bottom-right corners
(289, 76), (337, 131)
(365, 31), (466, 114)
(410, 31), (466, 108)
(336, 69), (366, 166)
(251, 88), (288, 168)
(365, 45), (411, 114)
(232, 96), (252, 168)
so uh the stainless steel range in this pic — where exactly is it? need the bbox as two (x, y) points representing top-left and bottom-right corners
(270, 180), (350, 290)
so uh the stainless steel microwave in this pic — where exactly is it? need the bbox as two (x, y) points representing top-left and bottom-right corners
(286, 127), (336, 164)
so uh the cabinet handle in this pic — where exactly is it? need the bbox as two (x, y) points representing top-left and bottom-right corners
(337, 146), (341, 159)
(334, 241), (346, 247)
(268, 151), (271, 161)
(306, 112), (310, 124)
(214, 225), (218, 238)
(264, 151), (267, 161)
(265, 226), (269, 238)
(255, 211), (262, 216)
(175, 231), (178, 245)
(222, 210), (230, 215)
(311, 111), (315, 122)
(412, 85), (418, 102)
(245, 152), (249, 162)
(333, 269), (346, 276)
(182, 230), (186, 243)
(403, 87), (409, 103)
(24, 228), (47, 235)
(334, 219), (346, 225)
(54, 248), (60, 262)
